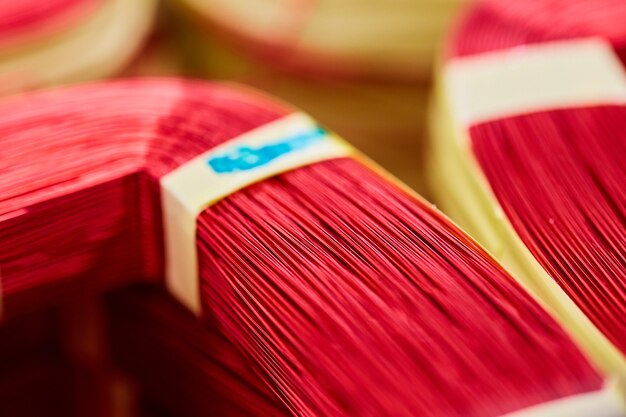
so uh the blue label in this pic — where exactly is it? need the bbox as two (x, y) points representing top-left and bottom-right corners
(207, 126), (327, 173)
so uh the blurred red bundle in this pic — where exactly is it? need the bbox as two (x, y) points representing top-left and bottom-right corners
(1, 77), (623, 416)
(0, 0), (157, 95)
(430, 0), (626, 374)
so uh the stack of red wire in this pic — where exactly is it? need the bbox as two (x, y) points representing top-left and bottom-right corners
(0, 0), (625, 416)
(430, 0), (626, 375)
(453, 0), (626, 352)
(0, 78), (620, 416)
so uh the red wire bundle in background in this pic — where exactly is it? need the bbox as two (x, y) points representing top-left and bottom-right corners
(164, 0), (470, 192)
(454, 0), (626, 64)
(0, 78), (619, 416)
(0, 0), (156, 95)
(430, 0), (626, 370)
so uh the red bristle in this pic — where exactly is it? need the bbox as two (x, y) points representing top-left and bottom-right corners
(470, 107), (626, 352)
(0, 78), (604, 416)
(197, 158), (602, 416)
(447, 0), (626, 355)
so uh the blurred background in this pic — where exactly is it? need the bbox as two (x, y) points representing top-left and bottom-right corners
(0, 0), (469, 415)
(0, 0), (471, 193)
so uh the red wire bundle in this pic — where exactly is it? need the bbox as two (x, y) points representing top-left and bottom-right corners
(448, 0), (626, 354)
(0, 78), (609, 416)
(0, 0), (155, 95)
(454, 0), (626, 64)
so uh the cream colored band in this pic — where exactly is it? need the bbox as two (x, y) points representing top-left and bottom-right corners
(444, 38), (626, 126)
(500, 384), (626, 417)
(160, 112), (353, 313)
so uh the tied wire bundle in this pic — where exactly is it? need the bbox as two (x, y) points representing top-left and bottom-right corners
(164, 0), (471, 193)
(0, 0), (156, 95)
(0, 77), (618, 416)
(429, 0), (626, 372)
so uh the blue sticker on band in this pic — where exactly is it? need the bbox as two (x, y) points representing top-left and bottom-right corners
(207, 126), (327, 173)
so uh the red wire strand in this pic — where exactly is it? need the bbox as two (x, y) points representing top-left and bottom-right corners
(470, 107), (626, 352)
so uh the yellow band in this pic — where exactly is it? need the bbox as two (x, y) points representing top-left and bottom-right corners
(500, 383), (625, 417)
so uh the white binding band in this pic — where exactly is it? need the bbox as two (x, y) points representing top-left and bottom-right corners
(500, 384), (625, 417)
(444, 38), (626, 126)
(160, 112), (353, 314)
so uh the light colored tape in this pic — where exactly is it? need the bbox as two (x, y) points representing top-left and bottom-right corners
(444, 38), (626, 126)
(160, 112), (353, 314)
(500, 384), (625, 417)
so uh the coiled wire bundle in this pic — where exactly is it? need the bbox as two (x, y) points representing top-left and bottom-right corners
(430, 0), (626, 375)
(0, 78), (622, 416)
